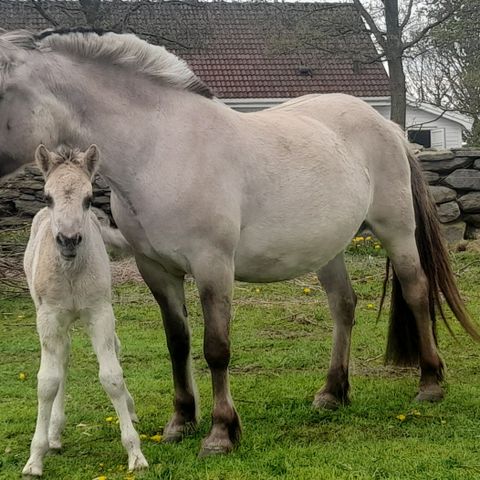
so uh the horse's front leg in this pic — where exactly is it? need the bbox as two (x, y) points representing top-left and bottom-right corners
(135, 254), (198, 442)
(193, 254), (241, 457)
(86, 305), (147, 472)
(313, 253), (357, 410)
(23, 308), (69, 477)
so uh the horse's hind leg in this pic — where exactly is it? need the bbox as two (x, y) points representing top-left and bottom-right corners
(313, 253), (356, 410)
(135, 254), (198, 442)
(372, 224), (444, 401)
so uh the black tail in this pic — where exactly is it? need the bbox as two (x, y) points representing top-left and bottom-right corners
(384, 150), (480, 367)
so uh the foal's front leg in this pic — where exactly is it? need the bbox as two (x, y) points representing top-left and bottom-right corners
(23, 309), (70, 477)
(86, 306), (147, 471)
(193, 255), (241, 457)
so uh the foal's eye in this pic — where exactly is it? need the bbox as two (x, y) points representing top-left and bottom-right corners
(83, 196), (93, 209)
(44, 194), (53, 207)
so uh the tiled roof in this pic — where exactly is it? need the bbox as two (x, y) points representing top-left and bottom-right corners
(0, 1), (390, 99)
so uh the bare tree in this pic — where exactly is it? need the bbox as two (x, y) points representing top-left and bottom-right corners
(407, 0), (480, 144)
(352, 0), (456, 129)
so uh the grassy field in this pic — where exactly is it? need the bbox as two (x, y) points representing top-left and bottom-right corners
(1, 248), (480, 479)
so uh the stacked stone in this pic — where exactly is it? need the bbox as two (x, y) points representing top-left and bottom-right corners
(0, 164), (112, 227)
(420, 148), (480, 243)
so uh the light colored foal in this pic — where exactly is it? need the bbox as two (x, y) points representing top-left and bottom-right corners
(22, 145), (147, 476)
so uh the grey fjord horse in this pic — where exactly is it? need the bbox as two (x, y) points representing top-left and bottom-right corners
(1, 29), (479, 458)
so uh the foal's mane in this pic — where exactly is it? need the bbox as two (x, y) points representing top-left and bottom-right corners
(0, 27), (213, 98)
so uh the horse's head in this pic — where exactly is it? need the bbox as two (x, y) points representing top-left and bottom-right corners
(0, 31), (67, 178)
(35, 144), (100, 260)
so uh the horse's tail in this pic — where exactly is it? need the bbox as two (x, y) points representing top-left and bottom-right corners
(100, 225), (133, 255)
(384, 147), (480, 367)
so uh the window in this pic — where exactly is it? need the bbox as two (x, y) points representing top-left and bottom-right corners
(408, 129), (431, 148)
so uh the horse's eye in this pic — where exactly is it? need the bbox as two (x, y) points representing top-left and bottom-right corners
(83, 196), (92, 209)
(44, 194), (53, 207)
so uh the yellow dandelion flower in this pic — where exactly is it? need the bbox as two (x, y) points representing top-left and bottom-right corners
(366, 236), (372, 241)
(94, 476), (107, 480)
(303, 287), (311, 295)
(150, 434), (162, 442)
(355, 236), (365, 242)
(105, 416), (114, 423)
(255, 287), (260, 293)
(412, 410), (421, 416)
(367, 303), (375, 309)
(374, 244), (381, 249)
(139, 434), (148, 441)
(19, 372), (27, 381)
(396, 414), (406, 421)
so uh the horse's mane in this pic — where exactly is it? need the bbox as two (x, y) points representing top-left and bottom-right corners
(0, 27), (213, 98)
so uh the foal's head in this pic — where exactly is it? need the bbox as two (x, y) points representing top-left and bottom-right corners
(35, 144), (100, 260)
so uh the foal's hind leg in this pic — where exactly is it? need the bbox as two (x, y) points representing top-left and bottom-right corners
(135, 255), (198, 442)
(313, 253), (356, 410)
(373, 226), (444, 401)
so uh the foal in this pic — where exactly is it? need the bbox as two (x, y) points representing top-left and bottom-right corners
(22, 145), (147, 476)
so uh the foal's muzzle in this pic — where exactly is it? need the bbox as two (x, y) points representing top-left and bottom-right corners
(56, 233), (82, 259)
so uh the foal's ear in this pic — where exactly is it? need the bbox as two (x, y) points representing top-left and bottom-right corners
(84, 144), (100, 177)
(35, 145), (51, 175)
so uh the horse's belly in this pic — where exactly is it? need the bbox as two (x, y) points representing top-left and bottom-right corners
(234, 216), (363, 282)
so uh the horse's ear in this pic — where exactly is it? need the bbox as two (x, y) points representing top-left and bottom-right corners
(35, 145), (51, 175)
(84, 144), (100, 177)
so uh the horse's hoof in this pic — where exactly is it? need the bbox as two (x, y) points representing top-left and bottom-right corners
(130, 412), (139, 423)
(198, 439), (233, 458)
(312, 392), (342, 410)
(163, 420), (196, 443)
(415, 385), (444, 402)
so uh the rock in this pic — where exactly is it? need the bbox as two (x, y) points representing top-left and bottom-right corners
(436, 201), (460, 223)
(0, 188), (19, 200)
(13, 199), (45, 216)
(452, 148), (480, 158)
(440, 221), (466, 243)
(458, 192), (480, 213)
(20, 179), (44, 190)
(429, 186), (456, 204)
(422, 171), (440, 184)
(19, 193), (36, 201)
(24, 164), (42, 175)
(474, 159), (480, 170)
(443, 169), (480, 190)
(93, 195), (110, 205)
(420, 156), (472, 173)
(465, 224), (480, 240)
(463, 214), (480, 228)
(418, 150), (455, 161)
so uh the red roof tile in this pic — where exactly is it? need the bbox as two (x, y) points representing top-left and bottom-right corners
(0, 1), (390, 99)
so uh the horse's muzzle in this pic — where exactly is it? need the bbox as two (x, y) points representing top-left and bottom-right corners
(56, 233), (82, 259)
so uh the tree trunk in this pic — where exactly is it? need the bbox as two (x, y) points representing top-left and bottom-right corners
(384, 0), (407, 130)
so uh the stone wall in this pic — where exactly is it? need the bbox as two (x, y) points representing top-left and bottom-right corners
(419, 148), (480, 243)
(1, 149), (480, 242)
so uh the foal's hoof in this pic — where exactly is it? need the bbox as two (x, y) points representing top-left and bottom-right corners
(198, 438), (234, 458)
(22, 462), (42, 477)
(312, 392), (343, 411)
(415, 384), (444, 403)
(128, 451), (148, 471)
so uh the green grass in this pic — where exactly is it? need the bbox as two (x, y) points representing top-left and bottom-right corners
(1, 252), (480, 479)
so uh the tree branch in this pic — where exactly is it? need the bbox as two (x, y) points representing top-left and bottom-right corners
(399, 0), (415, 30)
(352, 0), (386, 49)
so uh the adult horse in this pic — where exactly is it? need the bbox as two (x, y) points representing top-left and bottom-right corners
(0, 28), (478, 457)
